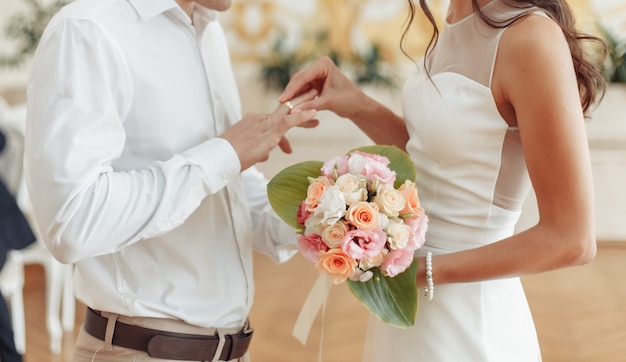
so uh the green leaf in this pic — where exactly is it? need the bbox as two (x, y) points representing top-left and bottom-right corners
(352, 145), (417, 187)
(267, 160), (323, 230)
(347, 259), (418, 328)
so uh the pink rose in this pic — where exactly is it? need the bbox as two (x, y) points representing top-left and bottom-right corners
(321, 156), (349, 179)
(298, 233), (329, 263)
(351, 150), (390, 166)
(316, 249), (357, 284)
(348, 152), (396, 185)
(297, 201), (312, 225)
(362, 160), (396, 185)
(381, 248), (414, 277)
(340, 228), (387, 260)
(404, 211), (428, 250)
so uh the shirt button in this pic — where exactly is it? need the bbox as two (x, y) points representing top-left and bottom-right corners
(222, 174), (230, 184)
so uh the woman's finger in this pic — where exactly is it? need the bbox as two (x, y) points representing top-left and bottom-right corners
(279, 57), (334, 102)
(273, 88), (317, 116)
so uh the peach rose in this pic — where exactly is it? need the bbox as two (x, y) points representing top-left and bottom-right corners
(316, 249), (357, 284)
(398, 180), (421, 216)
(305, 176), (332, 211)
(321, 221), (349, 248)
(346, 201), (380, 230)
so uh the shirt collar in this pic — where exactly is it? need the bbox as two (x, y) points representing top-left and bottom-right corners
(127, 0), (180, 22)
(127, 0), (218, 25)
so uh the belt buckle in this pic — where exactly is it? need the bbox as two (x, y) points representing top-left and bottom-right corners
(223, 327), (254, 361)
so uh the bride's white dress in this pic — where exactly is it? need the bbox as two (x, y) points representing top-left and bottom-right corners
(363, 2), (543, 361)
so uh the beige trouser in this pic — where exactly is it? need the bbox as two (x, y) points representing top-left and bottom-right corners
(73, 311), (251, 362)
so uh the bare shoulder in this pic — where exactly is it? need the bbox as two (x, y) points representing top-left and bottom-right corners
(493, 12), (575, 108)
(497, 12), (571, 71)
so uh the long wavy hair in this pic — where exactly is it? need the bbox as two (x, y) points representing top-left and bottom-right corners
(401, 0), (607, 114)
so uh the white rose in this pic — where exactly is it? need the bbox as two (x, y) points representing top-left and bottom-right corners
(335, 173), (367, 205)
(373, 184), (406, 217)
(359, 252), (385, 270)
(386, 219), (411, 250)
(347, 153), (367, 175)
(313, 185), (347, 226)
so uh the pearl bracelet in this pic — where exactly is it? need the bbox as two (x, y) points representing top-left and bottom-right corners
(424, 251), (434, 301)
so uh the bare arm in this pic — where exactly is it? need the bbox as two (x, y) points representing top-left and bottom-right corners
(418, 15), (596, 287)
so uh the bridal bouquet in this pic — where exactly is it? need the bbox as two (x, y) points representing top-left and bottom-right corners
(268, 145), (428, 334)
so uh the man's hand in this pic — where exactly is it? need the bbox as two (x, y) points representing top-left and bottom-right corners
(220, 89), (319, 171)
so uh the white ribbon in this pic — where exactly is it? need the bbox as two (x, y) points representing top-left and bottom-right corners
(292, 274), (333, 345)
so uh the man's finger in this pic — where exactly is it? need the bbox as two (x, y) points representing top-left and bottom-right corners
(288, 109), (317, 127)
(296, 119), (319, 129)
(274, 88), (317, 116)
(278, 136), (292, 154)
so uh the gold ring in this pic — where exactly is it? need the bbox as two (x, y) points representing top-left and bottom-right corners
(283, 100), (294, 111)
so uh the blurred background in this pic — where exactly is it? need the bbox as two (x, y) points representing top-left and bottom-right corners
(0, 0), (624, 361)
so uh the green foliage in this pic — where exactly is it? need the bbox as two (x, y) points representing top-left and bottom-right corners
(0, 0), (70, 68)
(267, 160), (324, 231)
(599, 25), (626, 83)
(259, 31), (398, 92)
(352, 44), (397, 89)
(347, 258), (418, 328)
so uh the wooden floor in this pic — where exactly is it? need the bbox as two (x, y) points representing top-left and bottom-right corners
(21, 243), (626, 362)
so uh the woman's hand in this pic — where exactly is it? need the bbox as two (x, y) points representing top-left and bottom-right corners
(279, 56), (365, 119)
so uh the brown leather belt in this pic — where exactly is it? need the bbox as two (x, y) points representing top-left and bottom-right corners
(84, 307), (253, 361)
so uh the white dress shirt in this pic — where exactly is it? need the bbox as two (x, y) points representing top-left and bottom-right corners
(24, 0), (297, 329)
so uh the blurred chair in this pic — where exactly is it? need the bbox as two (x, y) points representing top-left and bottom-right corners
(0, 251), (26, 354)
(0, 99), (74, 354)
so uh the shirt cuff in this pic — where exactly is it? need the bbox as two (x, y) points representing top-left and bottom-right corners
(183, 138), (241, 193)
